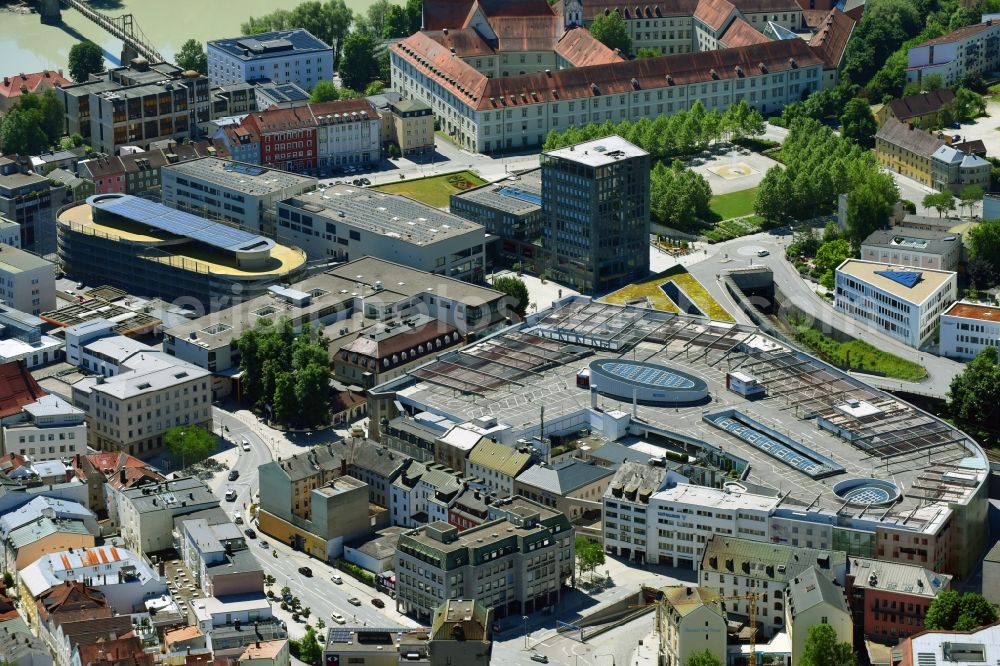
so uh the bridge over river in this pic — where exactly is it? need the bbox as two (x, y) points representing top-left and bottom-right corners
(36, 0), (162, 64)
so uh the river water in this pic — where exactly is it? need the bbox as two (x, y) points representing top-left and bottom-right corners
(0, 0), (389, 75)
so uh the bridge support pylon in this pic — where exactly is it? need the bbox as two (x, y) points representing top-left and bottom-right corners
(39, 0), (62, 24)
(121, 43), (140, 65)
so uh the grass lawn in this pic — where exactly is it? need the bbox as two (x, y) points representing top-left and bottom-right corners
(709, 187), (759, 221)
(703, 216), (766, 243)
(792, 326), (927, 381)
(601, 266), (735, 321)
(372, 170), (486, 208)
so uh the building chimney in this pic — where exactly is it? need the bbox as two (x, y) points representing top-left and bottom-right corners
(590, 385), (598, 410)
(341, 457), (347, 476)
(119, 468), (126, 485)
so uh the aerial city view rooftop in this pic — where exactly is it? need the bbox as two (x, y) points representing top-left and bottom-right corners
(0, 0), (1000, 663)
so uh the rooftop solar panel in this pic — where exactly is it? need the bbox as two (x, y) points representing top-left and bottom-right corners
(874, 270), (922, 289)
(91, 195), (274, 254)
(497, 186), (542, 206)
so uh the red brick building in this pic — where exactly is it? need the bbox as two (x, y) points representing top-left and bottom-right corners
(846, 557), (952, 644)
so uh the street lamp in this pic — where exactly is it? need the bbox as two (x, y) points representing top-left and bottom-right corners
(522, 615), (529, 650)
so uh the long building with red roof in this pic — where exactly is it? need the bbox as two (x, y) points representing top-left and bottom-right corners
(391, 0), (855, 152)
(0, 70), (70, 113)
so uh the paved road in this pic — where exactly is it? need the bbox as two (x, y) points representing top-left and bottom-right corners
(684, 232), (964, 398)
(206, 407), (416, 639)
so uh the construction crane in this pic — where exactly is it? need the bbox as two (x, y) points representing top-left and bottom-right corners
(720, 592), (759, 666)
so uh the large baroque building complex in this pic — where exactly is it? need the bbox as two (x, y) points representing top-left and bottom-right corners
(389, 0), (855, 152)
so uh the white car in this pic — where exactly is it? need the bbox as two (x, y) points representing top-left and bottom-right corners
(225, 489), (237, 502)
(757, 249), (770, 257)
(331, 613), (346, 624)
(241, 439), (251, 452)
(331, 574), (343, 584)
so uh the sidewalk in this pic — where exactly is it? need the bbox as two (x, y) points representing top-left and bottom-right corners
(629, 628), (660, 666)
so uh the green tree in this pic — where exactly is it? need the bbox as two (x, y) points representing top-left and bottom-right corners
(636, 47), (662, 58)
(923, 191), (955, 218)
(839, 98), (877, 148)
(176, 39), (208, 74)
(405, 0), (423, 33)
(685, 650), (725, 666)
(338, 31), (380, 92)
(68, 41), (105, 83)
(492, 275), (529, 318)
(754, 166), (794, 224)
(969, 218), (1000, 269)
(165, 425), (216, 468)
(294, 363), (330, 427)
(846, 171), (898, 248)
(295, 627), (323, 666)
(947, 350), (1000, 443)
(0, 109), (49, 155)
(273, 372), (297, 425)
(954, 87), (986, 121)
(310, 81), (341, 103)
(2, 572), (13, 589)
(723, 99), (765, 142)
(926, 591), (999, 630)
(956, 593), (999, 631)
(588, 11), (632, 54)
(815, 239), (853, 273)
(364, 80), (386, 96)
(959, 184), (984, 218)
(799, 624), (856, 666)
(364, 0), (393, 38)
(326, 0), (355, 63)
(574, 536), (605, 581)
(384, 4), (412, 37)
(967, 257), (994, 289)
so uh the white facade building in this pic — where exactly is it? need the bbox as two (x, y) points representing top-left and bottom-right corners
(0, 218), (21, 248)
(0, 245), (55, 316)
(276, 187), (487, 281)
(116, 477), (220, 555)
(160, 157), (316, 235)
(18, 545), (166, 614)
(834, 259), (957, 349)
(2, 395), (86, 461)
(71, 351), (213, 458)
(645, 482), (778, 569)
(939, 301), (1000, 360)
(207, 29), (334, 91)
(907, 20), (1000, 87)
(860, 227), (963, 272)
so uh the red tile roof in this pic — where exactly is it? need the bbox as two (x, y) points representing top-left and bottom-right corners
(80, 140), (228, 180)
(809, 8), (856, 69)
(0, 361), (45, 419)
(886, 89), (955, 122)
(36, 582), (108, 622)
(248, 99), (378, 134)
(0, 70), (71, 100)
(490, 15), (562, 51)
(423, 0), (557, 30)
(802, 9), (829, 27)
(719, 17), (770, 47)
(584, 3), (699, 20)
(694, 0), (738, 31)
(554, 28), (628, 66)
(393, 36), (825, 111)
(733, 0), (802, 13)
(425, 29), (497, 56)
(77, 637), (155, 666)
(917, 21), (996, 48)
